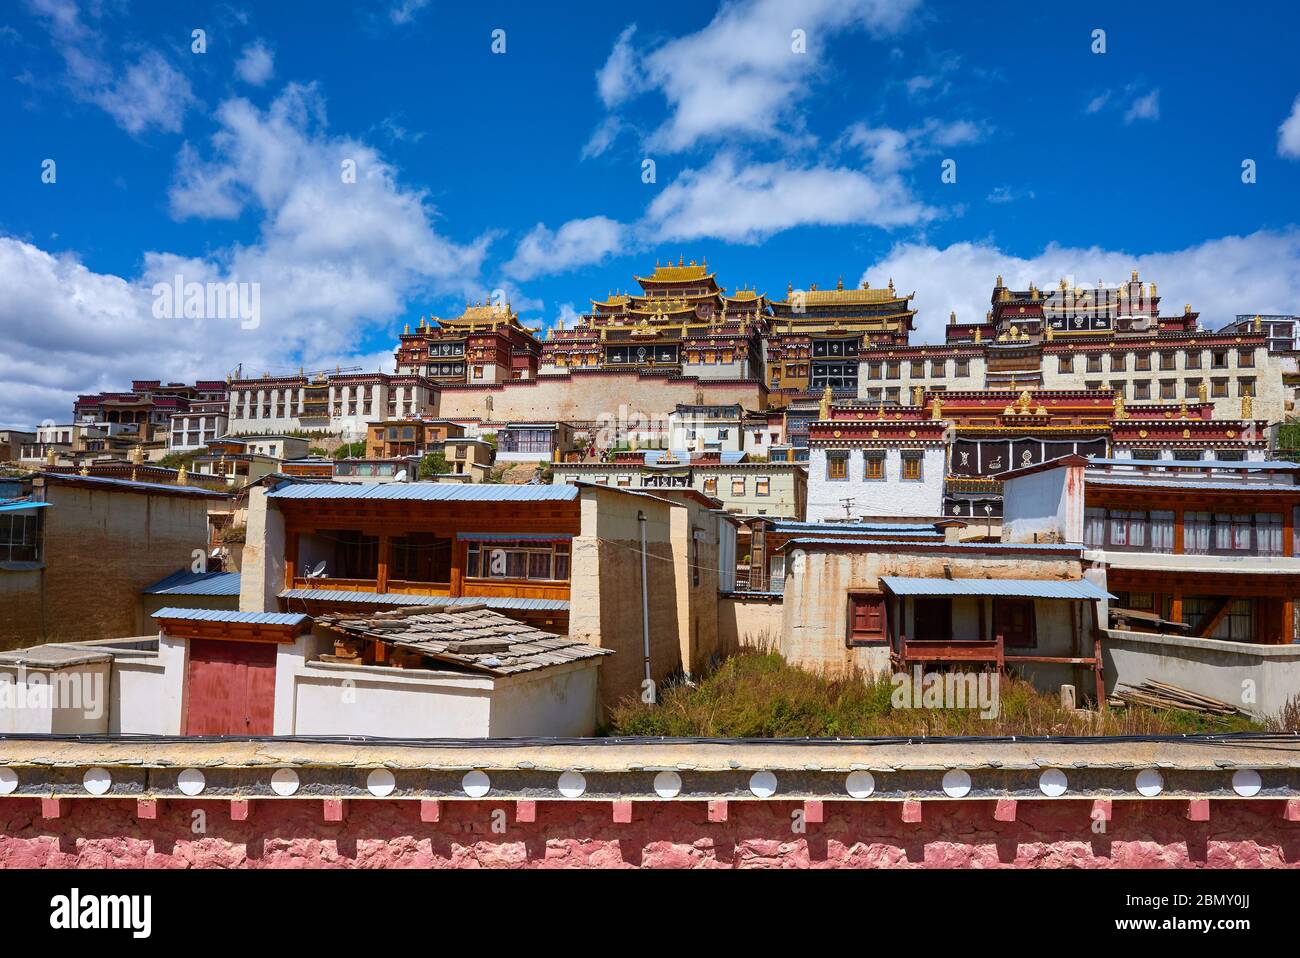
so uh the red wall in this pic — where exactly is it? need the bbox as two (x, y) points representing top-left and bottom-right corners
(2, 797), (1296, 868)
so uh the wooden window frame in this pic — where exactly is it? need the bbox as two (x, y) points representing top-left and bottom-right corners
(848, 592), (889, 646)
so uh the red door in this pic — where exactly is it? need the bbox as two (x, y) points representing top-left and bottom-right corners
(185, 638), (278, 735)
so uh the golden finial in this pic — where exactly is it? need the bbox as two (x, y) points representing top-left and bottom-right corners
(837, 275), (844, 290)
(974, 326), (982, 342)
(949, 311), (957, 325)
(1185, 303), (1192, 314)
(931, 396), (943, 420)
(1150, 282), (1157, 297)
(996, 274), (1004, 287)
(1242, 394), (1254, 418)
(1178, 401), (1188, 419)
(1131, 269), (1139, 282)
(912, 385), (924, 406)
(1113, 390), (1127, 420)
(176, 463), (189, 486)
(403, 323), (410, 335)
(1254, 314), (1262, 332)
(1044, 324), (1054, 341)
(79, 462), (90, 476)
(1198, 381), (1208, 404)
(1018, 389), (1033, 411)
(887, 277), (894, 291)
(819, 386), (833, 421)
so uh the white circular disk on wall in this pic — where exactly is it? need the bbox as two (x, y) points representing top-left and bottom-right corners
(1135, 769), (1164, 797)
(845, 770), (875, 799)
(942, 769), (971, 798)
(177, 768), (206, 796)
(1039, 769), (1068, 798)
(82, 767), (112, 796)
(749, 770), (778, 798)
(0, 768), (17, 795)
(366, 769), (396, 797)
(270, 768), (300, 797)
(558, 771), (587, 798)
(653, 771), (682, 798)
(462, 770), (491, 798)
(1231, 769), (1262, 797)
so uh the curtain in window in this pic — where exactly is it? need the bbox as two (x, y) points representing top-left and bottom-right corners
(1084, 508), (1106, 547)
(1149, 511), (1174, 553)
(1257, 514), (1283, 556)
(1185, 512), (1211, 554)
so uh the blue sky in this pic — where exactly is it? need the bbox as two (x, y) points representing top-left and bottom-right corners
(3, 0), (1300, 428)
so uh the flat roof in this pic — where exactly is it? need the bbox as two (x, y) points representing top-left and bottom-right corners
(781, 537), (1083, 555)
(880, 576), (1112, 600)
(266, 482), (580, 502)
(38, 472), (228, 498)
(1088, 457), (1300, 471)
(279, 589), (570, 612)
(151, 607), (309, 626)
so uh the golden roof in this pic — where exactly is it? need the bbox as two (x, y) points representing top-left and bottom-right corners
(773, 284), (910, 307)
(636, 258), (713, 283)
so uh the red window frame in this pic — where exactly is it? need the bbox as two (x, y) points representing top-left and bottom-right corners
(848, 593), (889, 646)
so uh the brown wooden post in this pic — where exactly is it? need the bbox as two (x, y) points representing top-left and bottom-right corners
(1091, 600), (1106, 708)
(284, 530), (298, 589)
(1173, 506), (1184, 555)
(376, 534), (390, 594)
(450, 539), (464, 597)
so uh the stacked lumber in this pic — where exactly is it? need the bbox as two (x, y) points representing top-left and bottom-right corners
(1112, 680), (1240, 716)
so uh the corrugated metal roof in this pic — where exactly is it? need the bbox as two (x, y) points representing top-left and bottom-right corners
(0, 500), (50, 513)
(141, 570), (242, 596)
(1086, 477), (1300, 493)
(880, 576), (1112, 600)
(782, 537), (1083, 553)
(1087, 457), (1300, 471)
(770, 520), (937, 535)
(40, 472), (227, 497)
(278, 589), (570, 612)
(266, 482), (580, 502)
(151, 607), (308, 626)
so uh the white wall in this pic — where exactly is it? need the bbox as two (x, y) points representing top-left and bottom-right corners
(0, 661), (111, 734)
(1001, 466), (1082, 544)
(807, 446), (945, 521)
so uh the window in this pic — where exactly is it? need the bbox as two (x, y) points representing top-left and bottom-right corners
(1212, 351), (1228, 369)
(1185, 378), (1202, 399)
(703, 476), (718, 495)
(1211, 378), (1229, 398)
(1110, 353), (1127, 372)
(865, 453), (885, 480)
(0, 509), (43, 563)
(912, 598), (952, 640)
(955, 359), (970, 377)
(1108, 510), (1147, 548)
(332, 530), (379, 579)
(886, 362), (901, 379)
(910, 360), (925, 377)
(391, 534), (452, 583)
(1135, 354), (1151, 371)
(1110, 381), (1125, 398)
(868, 363), (882, 380)
(1087, 355), (1102, 373)
(1134, 381), (1151, 400)
(1132, 449), (1160, 460)
(466, 539), (570, 581)
(1173, 450), (1204, 461)
(849, 593), (889, 646)
(1185, 350), (1202, 369)
(1238, 349), (1254, 368)
(1160, 379), (1176, 400)
(1240, 377), (1256, 398)
(1058, 356), (1074, 374)
(993, 598), (1036, 648)
(930, 360), (947, 377)
(755, 477), (770, 497)
(731, 477), (746, 496)
(827, 452), (848, 481)
(901, 452), (922, 481)
(1159, 352), (1177, 371)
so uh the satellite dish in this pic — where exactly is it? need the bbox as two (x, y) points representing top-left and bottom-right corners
(307, 560), (327, 578)
(394, 469), (408, 482)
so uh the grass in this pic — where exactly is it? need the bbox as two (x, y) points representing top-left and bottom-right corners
(605, 650), (1267, 738)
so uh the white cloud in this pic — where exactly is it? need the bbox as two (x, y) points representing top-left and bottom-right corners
(1278, 94), (1300, 159)
(389, 0), (431, 24)
(235, 40), (275, 87)
(504, 217), (627, 281)
(645, 152), (935, 244)
(588, 0), (922, 155)
(25, 0), (196, 134)
(843, 117), (988, 174)
(0, 83), (493, 428)
(1086, 91), (1110, 114)
(861, 230), (1300, 346)
(1124, 88), (1160, 124)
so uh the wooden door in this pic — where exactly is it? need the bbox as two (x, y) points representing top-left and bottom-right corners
(185, 638), (278, 735)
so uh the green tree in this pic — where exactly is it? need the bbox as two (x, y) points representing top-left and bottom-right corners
(418, 451), (450, 478)
(333, 440), (367, 459)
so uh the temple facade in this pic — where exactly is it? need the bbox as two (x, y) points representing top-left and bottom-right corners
(395, 302), (543, 385)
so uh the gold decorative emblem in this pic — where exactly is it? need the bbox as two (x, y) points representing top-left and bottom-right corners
(871, 429), (880, 438)
(1138, 430), (1148, 438)
(908, 429), (917, 438)
(833, 430), (841, 438)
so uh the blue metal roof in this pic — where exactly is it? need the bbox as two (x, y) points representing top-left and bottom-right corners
(1087, 457), (1300, 471)
(0, 500), (49, 513)
(41, 472), (227, 497)
(880, 576), (1113, 601)
(278, 589), (569, 612)
(141, 570), (242, 596)
(266, 482), (580, 502)
(770, 520), (938, 535)
(782, 537), (1083, 554)
(151, 607), (308, 626)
